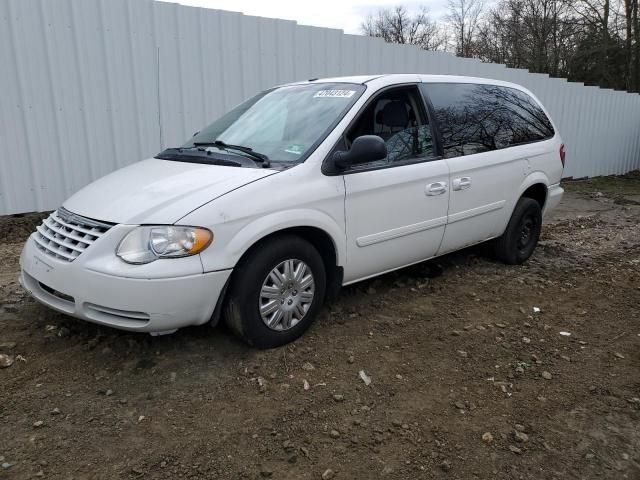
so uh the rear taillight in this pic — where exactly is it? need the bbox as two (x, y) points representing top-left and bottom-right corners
(559, 144), (566, 168)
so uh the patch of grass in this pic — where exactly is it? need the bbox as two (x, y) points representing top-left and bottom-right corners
(562, 170), (640, 196)
(515, 360), (532, 370)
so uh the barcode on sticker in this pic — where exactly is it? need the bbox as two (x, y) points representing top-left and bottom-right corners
(313, 89), (356, 98)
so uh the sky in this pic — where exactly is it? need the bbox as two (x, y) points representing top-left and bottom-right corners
(157, 0), (453, 35)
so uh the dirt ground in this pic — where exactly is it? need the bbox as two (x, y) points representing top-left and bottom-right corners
(1, 174), (639, 480)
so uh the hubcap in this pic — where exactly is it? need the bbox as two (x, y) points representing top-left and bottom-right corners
(517, 215), (537, 251)
(259, 259), (315, 331)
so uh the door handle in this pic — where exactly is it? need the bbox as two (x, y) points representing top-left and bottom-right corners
(426, 182), (447, 196)
(452, 177), (472, 191)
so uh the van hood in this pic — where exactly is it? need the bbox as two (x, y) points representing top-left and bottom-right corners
(63, 158), (277, 224)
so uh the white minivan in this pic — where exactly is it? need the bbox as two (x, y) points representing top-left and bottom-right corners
(20, 74), (564, 348)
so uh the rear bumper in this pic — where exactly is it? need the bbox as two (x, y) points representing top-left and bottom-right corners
(544, 183), (564, 216)
(20, 236), (231, 333)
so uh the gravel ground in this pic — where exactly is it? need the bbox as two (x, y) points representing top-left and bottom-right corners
(0, 175), (639, 480)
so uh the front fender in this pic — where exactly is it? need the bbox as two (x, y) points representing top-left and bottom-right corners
(199, 209), (346, 272)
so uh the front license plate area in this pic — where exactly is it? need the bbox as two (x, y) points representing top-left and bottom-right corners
(32, 255), (54, 278)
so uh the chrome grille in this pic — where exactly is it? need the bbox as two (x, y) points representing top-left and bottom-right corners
(33, 207), (113, 262)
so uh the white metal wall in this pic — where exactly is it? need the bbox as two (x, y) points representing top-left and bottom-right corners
(1, 0), (640, 215)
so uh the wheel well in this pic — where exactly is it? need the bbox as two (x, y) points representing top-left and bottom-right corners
(210, 226), (342, 327)
(521, 183), (547, 209)
(243, 227), (342, 298)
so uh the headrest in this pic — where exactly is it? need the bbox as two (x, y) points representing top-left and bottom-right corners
(381, 101), (409, 128)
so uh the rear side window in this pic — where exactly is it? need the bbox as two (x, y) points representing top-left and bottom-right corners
(422, 83), (554, 159)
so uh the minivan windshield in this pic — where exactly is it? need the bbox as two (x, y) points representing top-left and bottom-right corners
(164, 82), (365, 165)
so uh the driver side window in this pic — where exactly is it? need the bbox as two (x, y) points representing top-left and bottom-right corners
(344, 85), (435, 169)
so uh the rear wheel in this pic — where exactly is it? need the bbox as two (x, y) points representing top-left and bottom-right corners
(494, 197), (542, 265)
(224, 235), (326, 348)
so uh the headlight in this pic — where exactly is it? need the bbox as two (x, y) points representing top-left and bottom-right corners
(116, 226), (213, 264)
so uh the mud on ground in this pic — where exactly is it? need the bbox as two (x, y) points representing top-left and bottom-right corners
(1, 175), (639, 479)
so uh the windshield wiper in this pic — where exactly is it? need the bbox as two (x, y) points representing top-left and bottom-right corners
(193, 140), (271, 168)
(156, 148), (244, 167)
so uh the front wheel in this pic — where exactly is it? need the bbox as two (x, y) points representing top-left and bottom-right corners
(224, 235), (326, 348)
(494, 197), (542, 265)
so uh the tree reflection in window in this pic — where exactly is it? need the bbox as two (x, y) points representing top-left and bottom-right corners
(424, 83), (555, 159)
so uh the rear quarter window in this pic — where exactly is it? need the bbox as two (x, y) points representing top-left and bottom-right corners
(422, 83), (554, 159)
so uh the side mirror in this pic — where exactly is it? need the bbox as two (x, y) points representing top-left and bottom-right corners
(333, 135), (387, 169)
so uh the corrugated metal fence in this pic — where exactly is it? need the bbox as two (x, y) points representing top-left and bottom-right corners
(1, 0), (640, 215)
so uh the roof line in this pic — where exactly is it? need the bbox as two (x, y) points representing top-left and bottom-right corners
(362, 74), (386, 84)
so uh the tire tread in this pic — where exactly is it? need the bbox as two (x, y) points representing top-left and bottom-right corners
(494, 197), (542, 265)
(223, 234), (326, 348)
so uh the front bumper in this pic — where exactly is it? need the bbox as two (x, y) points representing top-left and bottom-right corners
(19, 235), (231, 333)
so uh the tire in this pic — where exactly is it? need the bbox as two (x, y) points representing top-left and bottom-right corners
(494, 197), (542, 265)
(224, 235), (326, 348)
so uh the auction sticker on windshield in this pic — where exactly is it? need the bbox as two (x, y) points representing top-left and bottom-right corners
(313, 89), (356, 98)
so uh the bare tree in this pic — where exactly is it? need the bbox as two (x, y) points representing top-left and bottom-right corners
(446, 0), (485, 57)
(361, 6), (447, 51)
(572, 1), (613, 85)
(361, 1), (639, 93)
(624, 0), (634, 89)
